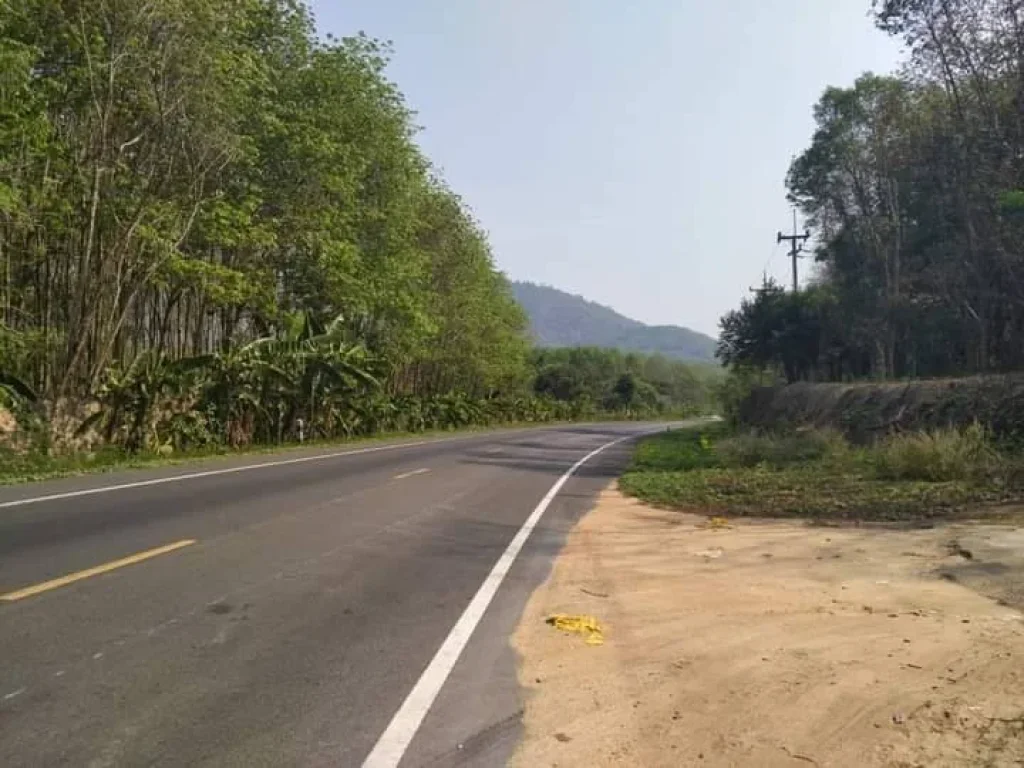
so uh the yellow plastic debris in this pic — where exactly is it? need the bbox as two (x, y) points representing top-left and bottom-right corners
(701, 516), (731, 530)
(545, 614), (604, 646)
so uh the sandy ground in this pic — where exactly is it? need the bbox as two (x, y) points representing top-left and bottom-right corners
(511, 487), (1024, 768)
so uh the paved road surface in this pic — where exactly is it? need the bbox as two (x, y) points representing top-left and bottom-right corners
(0, 422), (669, 767)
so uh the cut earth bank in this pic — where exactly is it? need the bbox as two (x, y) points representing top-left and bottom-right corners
(511, 487), (1024, 768)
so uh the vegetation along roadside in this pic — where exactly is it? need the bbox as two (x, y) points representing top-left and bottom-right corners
(620, 422), (1024, 523)
(0, 2), (718, 485)
(0, 347), (713, 486)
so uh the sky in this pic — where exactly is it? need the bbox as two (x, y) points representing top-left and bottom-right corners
(309, 1), (904, 337)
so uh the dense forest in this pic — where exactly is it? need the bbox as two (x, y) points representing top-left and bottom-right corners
(0, 0), (706, 455)
(718, 0), (1024, 383)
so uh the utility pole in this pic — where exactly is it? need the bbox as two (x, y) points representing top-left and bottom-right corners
(777, 209), (810, 292)
(749, 270), (771, 296)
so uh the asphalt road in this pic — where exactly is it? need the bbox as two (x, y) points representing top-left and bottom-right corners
(0, 422), (669, 767)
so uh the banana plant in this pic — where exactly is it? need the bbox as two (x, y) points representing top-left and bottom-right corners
(231, 311), (379, 441)
(76, 351), (208, 451)
(0, 371), (37, 405)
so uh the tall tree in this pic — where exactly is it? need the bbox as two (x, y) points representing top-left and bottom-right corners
(724, 1), (1024, 383)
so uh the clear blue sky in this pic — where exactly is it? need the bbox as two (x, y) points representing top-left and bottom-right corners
(309, 1), (903, 337)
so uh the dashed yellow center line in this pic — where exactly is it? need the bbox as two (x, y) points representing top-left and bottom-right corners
(0, 539), (197, 602)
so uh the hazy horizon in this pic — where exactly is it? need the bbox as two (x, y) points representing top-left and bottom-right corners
(311, 2), (903, 337)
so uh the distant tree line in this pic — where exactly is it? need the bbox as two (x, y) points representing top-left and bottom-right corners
(0, 1), (709, 452)
(532, 347), (716, 416)
(719, 0), (1024, 383)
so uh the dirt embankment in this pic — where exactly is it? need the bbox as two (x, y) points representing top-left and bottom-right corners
(740, 376), (1024, 442)
(512, 487), (1024, 768)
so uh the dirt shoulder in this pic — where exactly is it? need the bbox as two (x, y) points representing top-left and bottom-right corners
(512, 487), (1024, 768)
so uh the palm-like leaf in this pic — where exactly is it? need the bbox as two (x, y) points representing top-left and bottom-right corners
(0, 371), (37, 403)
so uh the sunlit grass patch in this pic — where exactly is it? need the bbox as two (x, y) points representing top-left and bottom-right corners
(621, 424), (1021, 521)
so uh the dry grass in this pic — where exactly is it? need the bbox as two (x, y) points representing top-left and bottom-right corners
(713, 427), (849, 468)
(871, 422), (1004, 482)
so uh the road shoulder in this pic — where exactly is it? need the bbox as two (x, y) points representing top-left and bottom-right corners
(511, 485), (1024, 767)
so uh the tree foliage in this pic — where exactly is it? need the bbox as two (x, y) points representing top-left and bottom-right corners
(0, 1), (711, 452)
(531, 347), (713, 416)
(720, 1), (1024, 382)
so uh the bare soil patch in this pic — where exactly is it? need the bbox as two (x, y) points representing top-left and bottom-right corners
(512, 487), (1024, 767)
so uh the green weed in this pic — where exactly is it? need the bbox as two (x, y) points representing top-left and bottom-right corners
(628, 424), (727, 472)
(620, 423), (1021, 522)
(619, 464), (994, 521)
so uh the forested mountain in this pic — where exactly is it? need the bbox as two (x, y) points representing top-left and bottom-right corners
(718, 0), (1024, 384)
(511, 282), (717, 362)
(0, 1), (709, 456)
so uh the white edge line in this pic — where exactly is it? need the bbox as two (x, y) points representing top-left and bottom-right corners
(0, 435), (488, 510)
(360, 433), (636, 768)
(393, 468), (431, 480)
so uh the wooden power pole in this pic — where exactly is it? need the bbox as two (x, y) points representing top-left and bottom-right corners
(777, 209), (810, 291)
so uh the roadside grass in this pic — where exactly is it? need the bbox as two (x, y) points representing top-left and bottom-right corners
(620, 424), (1023, 522)
(628, 423), (730, 471)
(713, 427), (851, 469)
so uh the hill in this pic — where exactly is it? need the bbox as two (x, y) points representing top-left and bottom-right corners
(510, 281), (718, 362)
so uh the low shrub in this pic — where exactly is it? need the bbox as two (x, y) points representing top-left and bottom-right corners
(871, 423), (1003, 483)
(713, 428), (849, 469)
(715, 367), (779, 427)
